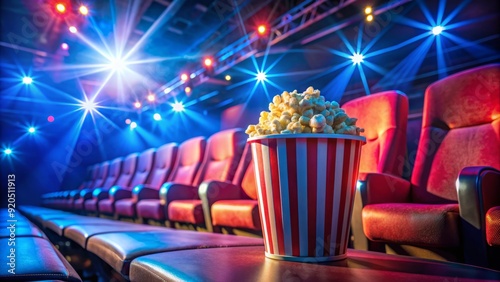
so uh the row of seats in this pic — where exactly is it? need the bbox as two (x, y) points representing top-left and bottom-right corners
(42, 64), (500, 270)
(17, 205), (500, 281)
(0, 209), (81, 281)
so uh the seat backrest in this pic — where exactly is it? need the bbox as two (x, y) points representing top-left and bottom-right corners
(128, 148), (156, 189)
(342, 91), (408, 176)
(193, 128), (246, 186)
(146, 143), (178, 189)
(168, 137), (206, 185)
(232, 144), (258, 200)
(92, 161), (109, 188)
(411, 64), (500, 203)
(115, 153), (139, 187)
(102, 158), (122, 188)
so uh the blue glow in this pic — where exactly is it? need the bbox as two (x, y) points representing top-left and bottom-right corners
(432, 25), (444, 35)
(172, 101), (184, 112)
(28, 127), (36, 133)
(22, 77), (33, 85)
(130, 122), (138, 130)
(350, 53), (364, 65)
(256, 71), (266, 81)
(153, 113), (162, 121)
(190, 73), (196, 79)
(4, 148), (12, 155)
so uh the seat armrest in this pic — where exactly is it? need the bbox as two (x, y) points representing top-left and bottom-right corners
(79, 189), (94, 200)
(132, 184), (160, 201)
(457, 166), (500, 267)
(358, 172), (411, 205)
(109, 185), (132, 202)
(198, 180), (242, 232)
(92, 188), (109, 200)
(159, 182), (198, 208)
(70, 190), (81, 199)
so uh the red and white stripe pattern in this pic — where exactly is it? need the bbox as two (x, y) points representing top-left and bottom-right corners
(249, 135), (364, 260)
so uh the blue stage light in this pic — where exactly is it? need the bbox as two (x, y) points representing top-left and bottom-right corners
(153, 113), (162, 121)
(130, 122), (138, 130)
(4, 148), (12, 155)
(350, 53), (364, 65)
(22, 77), (33, 85)
(256, 72), (266, 81)
(172, 101), (184, 112)
(432, 25), (444, 35)
(28, 127), (36, 133)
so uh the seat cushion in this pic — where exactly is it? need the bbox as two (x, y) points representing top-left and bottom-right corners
(168, 200), (204, 224)
(98, 199), (114, 214)
(486, 206), (500, 246)
(137, 199), (165, 220)
(65, 223), (168, 248)
(43, 217), (117, 236)
(362, 203), (460, 248)
(115, 199), (137, 217)
(86, 230), (264, 276)
(129, 246), (500, 282)
(84, 198), (98, 211)
(212, 200), (261, 230)
(0, 237), (81, 281)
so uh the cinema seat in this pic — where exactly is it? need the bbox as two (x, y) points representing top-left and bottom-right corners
(166, 129), (246, 227)
(199, 144), (260, 233)
(76, 157), (122, 212)
(115, 142), (178, 219)
(361, 64), (500, 262)
(86, 153), (138, 214)
(136, 137), (206, 222)
(343, 91), (409, 250)
(98, 148), (156, 216)
(66, 162), (109, 210)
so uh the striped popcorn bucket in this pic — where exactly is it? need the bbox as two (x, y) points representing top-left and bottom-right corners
(248, 134), (365, 262)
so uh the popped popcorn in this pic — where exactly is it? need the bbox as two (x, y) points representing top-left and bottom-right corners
(246, 86), (364, 137)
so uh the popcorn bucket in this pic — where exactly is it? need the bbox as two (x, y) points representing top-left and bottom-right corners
(248, 134), (365, 262)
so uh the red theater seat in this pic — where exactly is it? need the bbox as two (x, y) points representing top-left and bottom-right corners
(99, 148), (156, 216)
(67, 162), (109, 210)
(91, 153), (138, 214)
(341, 91), (409, 250)
(199, 144), (261, 232)
(79, 157), (122, 212)
(361, 64), (500, 263)
(136, 137), (206, 222)
(115, 143), (178, 218)
(166, 129), (246, 226)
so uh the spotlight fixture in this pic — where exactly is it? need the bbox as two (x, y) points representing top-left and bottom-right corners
(350, 53), (364, 65)
(366, 14), (374, 22)
(256, 72), (266, 81)
(432, 25), (444, 35)
(163, 87), (171, 94)
(47, 115), (55, 122)
(190, 73), (196, 79)
(28, 127), (36, 134)
(172, 101), (184, 112)
(61, 43), (69, 50)
(110, 57), (125, 71)
(22, 77), (33, 85)
(364, 6), (372, 14)
(134, 101), (142, 108)
(130, 122), (138, 130)
(153, 113), (162, 121)
(81, 99), (96, 112)
(225, 75), (231, 81)
(184, 86), (192, 94)
(125, 119), (131, 124)
(79, 5), (89, 15)
(69, 26), (78, 33)
(4, 148), (12, 155)
(257, 25), (267, 35)
(180, 73), (188, 81)
(56, 3), (66, 13)
(147, 94), (155, 102)
(203, 57), (213, 67)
